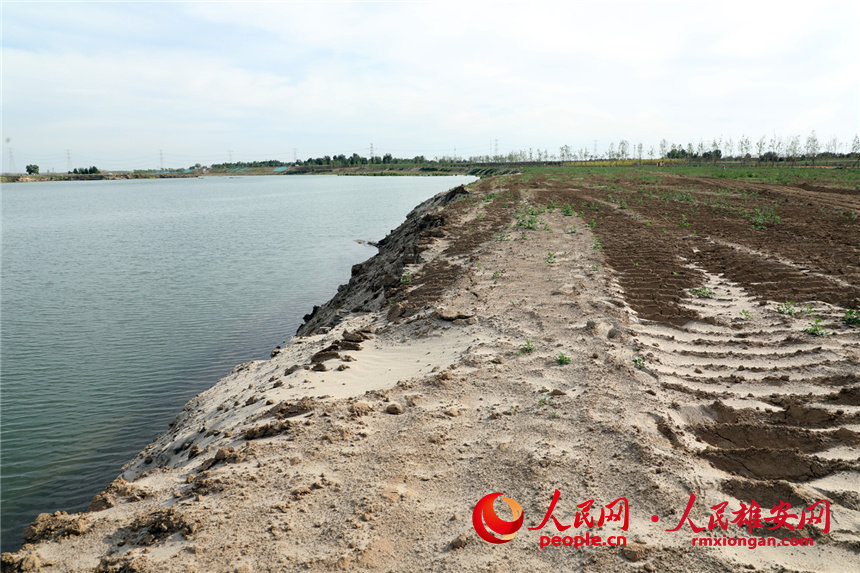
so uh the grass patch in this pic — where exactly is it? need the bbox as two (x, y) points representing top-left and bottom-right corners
(689, 287), (715, 298)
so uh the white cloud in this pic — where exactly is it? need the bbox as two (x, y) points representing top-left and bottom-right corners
(2, 0), (858, 171)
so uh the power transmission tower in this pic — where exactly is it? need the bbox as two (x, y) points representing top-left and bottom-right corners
(369, 143), (374, 159)
(66, 150), (72, 172)
(494, 139), (499, 156)
(292, 148), (297, 163)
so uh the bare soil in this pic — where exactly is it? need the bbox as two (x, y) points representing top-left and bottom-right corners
(3, 169), (858, 573)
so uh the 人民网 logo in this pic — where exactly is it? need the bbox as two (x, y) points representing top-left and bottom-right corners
(472, 492), (524, 544)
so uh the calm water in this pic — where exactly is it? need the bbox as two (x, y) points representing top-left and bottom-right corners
(0, 174), (474, 551)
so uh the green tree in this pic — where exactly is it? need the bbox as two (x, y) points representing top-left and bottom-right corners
(25, 164), (39, 174)
(805, 131), (819, 165)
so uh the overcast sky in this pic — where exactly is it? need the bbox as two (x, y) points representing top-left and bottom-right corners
(2, 0), (858, 172)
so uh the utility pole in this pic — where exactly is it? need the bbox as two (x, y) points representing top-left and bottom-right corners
(494, 139), (499, 156)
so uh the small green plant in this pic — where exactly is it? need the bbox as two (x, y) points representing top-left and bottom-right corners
(592, 238), (603, 250)
(689, 287), (715, 298)
(519, 339), (535, 354)
(543, 223), (553, 232)
(547, 200), (558, 212)
(592, 264), (600, 271)
(739, 309), (752, 320)
(776, 301), (798, 316)
(516, 213), (540, 230)
(679, 214), (691, 228)
(564, 226), (577, 234)
(633, 358), (645, 370)
(845, 211), (857, 222)
(644, 219), (652, 226)
(520, 232), (529, 240)
(804, 304), (817, 315)
(537, 397), (547, 407)
(556, 353), (571, 365)
(803, 318), (829, 337)
(748, 207), (781, 230)
(562, 204), (576, 216)
(618, 199), (628, 210)
(660, 227), (667, 233)
(545, 252), (557, 264)
(587, 219), (596, 228)
(843, 309), (859, 325)
(672, 271), (679, 276)
(550, 411), (560, 419)
(401, 271), (413, 284)
(496, 232), (511, 241)
(492, 270), (501, 279)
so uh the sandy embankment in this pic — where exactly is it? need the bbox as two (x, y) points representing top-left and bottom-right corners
(3, 175), (859, 572)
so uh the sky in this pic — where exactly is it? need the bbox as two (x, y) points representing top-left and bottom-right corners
(2, 0), (859, 172)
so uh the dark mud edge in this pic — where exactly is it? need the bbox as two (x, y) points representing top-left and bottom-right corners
(296, 184), (468, 336)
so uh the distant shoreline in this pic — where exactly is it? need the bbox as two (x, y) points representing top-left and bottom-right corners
(1, 165), (480, 184)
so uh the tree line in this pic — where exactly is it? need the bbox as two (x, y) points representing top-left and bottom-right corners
(462, 132), (860, 165)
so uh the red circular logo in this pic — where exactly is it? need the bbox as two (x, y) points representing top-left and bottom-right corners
(472, 493), (524, 544)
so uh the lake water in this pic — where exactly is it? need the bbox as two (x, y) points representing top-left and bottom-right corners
(0, 174), (475, 551)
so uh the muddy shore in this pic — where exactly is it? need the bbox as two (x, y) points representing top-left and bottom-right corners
(2, 170), (858, 572)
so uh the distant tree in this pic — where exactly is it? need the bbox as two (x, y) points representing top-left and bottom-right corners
(710, 139), (721, 162)
(659, 139), (668, 158)
(618, 140), (629, 160)
(805, 131), (820, 165)
(636, 142), (643, 162)
(703, 149), (722, 162)
(787, 136), (801, 165)
(559, 145), (571, 162)
(724, 137), (734, 158)
(755, 137), (766, 159)
(26, 164), (39, 174)
(648, 146), (655, 160)
(738, 135), (751, 162)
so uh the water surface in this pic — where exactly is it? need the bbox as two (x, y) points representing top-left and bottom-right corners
(0, 174), (474, 550)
